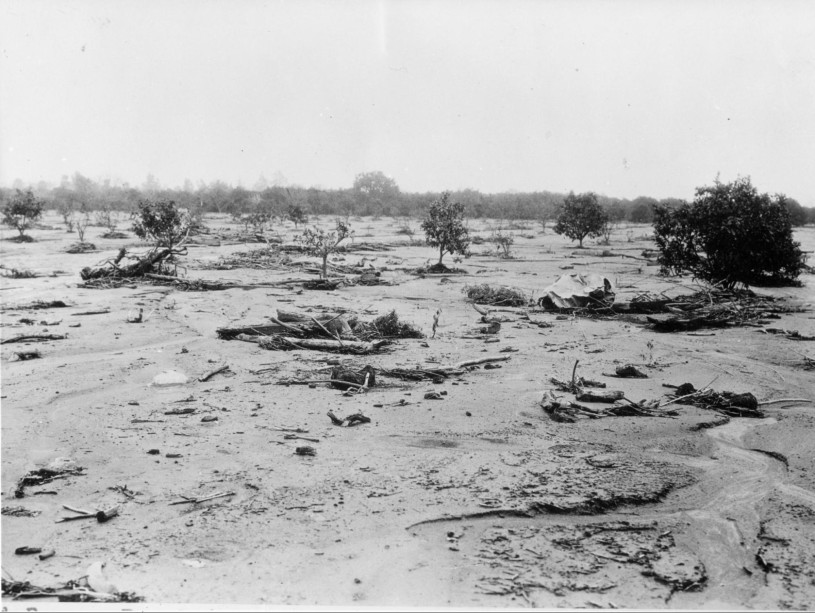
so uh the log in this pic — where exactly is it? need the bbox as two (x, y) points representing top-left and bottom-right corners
(576, 390), (625, 403)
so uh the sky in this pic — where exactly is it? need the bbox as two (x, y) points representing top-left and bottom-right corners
(1, 0), (814, 204)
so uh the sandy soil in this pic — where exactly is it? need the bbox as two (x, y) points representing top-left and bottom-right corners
(2, 214), (814, 610)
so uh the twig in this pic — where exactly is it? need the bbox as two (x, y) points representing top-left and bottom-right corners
(758, 398), (812, 406)
(571, 359), (579, 389)
(169, 491), (235, 506)
(198, 364), (229, 382)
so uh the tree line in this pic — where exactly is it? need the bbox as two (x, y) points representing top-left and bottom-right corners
(4, 170), (814, 226)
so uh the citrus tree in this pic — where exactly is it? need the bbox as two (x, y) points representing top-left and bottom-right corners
(553, 191), (608, 247)
(2, 189), (44, 241)
(653, 177), (806, 288)
(421, 192), (470, 265)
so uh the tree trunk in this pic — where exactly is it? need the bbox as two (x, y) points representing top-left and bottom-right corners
(321, 254), (328, 279)
(438, 247), (444, 264)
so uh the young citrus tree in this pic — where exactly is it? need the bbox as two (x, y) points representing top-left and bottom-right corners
(2, 189), (44, 241)
(131, 199), (191, 252)
(653, 177), (806, 288)
(554, 192), (608, 247)
(421, 192), (470, 265)
(298, 219), (352, 278)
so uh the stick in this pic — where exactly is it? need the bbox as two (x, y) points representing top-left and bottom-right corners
(571, 359), (579, 389)
(70, 309), (110, 316)
(169, 491), (235, 506)
(62, 504), (93, 515)
(310, 316), (344, 346)
(198, 364), (229, 382)
(455, 355), (511, 369)
(268, 316), (302, 333)
(758, 398), (813, 406)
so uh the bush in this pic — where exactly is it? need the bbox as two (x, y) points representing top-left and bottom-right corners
(297, 219), (352, 278)
(554, 192), (608, 247)
(490, 228), (515, 258)
(2, 189), (44, 239)
(653, 177), (807, 288)
(131, 199), (192, 251)
(421, 192), (470, 264)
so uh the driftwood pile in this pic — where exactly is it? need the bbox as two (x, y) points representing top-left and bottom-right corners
(218, 309), (424, 354)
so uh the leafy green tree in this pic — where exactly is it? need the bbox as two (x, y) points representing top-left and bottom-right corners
(2, 189), (44, 240)
(131, 199), (191, 252)
(553, 191), (608, 247)
(421, 192), (470, 265)
(653, 177), (806, 288)
(297, 219), (352, 278)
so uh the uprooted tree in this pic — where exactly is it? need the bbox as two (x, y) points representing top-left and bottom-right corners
(80, 199), (191, 282)
(553, 191), (608, 248)
(2, 189), (44, 241)
(653, 177), (807, 289)
(421, 192), (470, 266)
(298, 219), (352, 278)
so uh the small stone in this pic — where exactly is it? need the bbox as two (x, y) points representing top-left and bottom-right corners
(465, 411), (472, 417)
(147, 449), (160, 455)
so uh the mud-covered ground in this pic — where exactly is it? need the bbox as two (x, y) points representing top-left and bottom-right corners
(2, 214), (814, 610)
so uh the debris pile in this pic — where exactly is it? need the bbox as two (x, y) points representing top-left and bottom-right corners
(218, 308), (423, 353)
(664, 383), (764, 418)
(464, 284), (527, 307)
(537, 273), (615, 310)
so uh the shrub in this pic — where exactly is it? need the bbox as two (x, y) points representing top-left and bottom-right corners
(490, 228), (515, 258)
(75, 212), (91, 244)
(653, 177), (806, 288)
(554, 192), (608, 247)
(2, 189), (44, 239)
(131, 199), (192, 252)
(297, 219), (352, 278)
(421, 192), (470, 265)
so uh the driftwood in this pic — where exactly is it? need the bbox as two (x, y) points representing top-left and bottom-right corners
(2, 334), (66, 345)
(236, 333), (388, 354)
(198, 364), (230, 382)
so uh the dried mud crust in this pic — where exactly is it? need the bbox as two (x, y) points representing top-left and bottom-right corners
(472, 520), (706, 605)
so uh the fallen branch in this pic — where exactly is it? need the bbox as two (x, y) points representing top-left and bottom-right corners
(198, 364), (229, 382)
(2, 334), (66, 344)
(455, 355), (511, 369)
(758, 398), (813, 406)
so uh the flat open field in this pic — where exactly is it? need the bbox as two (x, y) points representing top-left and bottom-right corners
(2, 214), (814, 609)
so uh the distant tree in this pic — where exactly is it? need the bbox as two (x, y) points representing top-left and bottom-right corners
(421, 192), (470, 265)
(553, 192), (608, 247)
(2, 189), (44, 240)
(653, 177), (806, 288)
(94, 204), (120, 234)
(353, 171), (400, 218)
(298, 219), (353, 278)
(784, 197), (807, 227)
(131, 199), (191, 252)
(628, 197), (658, 223)
(287, 203), (308, 228)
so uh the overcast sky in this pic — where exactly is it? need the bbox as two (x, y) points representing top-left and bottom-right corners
(1, 0), (814, 204)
